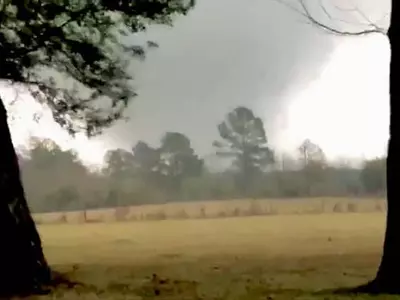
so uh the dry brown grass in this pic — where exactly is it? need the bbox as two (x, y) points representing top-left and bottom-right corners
(28, 212), (392, 299)
(33, 197), (386, 224)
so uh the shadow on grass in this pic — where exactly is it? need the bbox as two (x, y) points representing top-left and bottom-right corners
(46, 272), (388, 299)
(45, 269), (200, 298)
(244, 282), (400, 300)
(314, 281), (400, 297)
(40, 263), (400, 299)
(0, 270), (83, 299)
(45, 278), (400, 300)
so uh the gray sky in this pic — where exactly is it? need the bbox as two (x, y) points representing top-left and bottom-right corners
(104, 0), (335, 150)
(5, 0), (390, 166)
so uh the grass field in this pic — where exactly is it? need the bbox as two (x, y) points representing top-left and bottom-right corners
(33, 197), (386, 224)
(29, 210), (400, 300)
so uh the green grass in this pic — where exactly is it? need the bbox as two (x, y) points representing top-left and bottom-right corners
(30, 212), (400, 299)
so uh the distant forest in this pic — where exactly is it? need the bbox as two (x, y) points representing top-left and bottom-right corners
(17, 106), (386, 213)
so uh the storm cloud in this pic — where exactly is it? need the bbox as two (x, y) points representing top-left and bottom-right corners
(102, 0), (336, 154)
(6, 0), (390, 165)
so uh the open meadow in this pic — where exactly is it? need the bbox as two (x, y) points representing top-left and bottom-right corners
(28, 198), (400, 300)
(33, 197), (387, 224)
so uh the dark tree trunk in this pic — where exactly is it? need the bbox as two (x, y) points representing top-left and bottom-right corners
(360, 1), (400, 294)
(0, 97), (51, 296)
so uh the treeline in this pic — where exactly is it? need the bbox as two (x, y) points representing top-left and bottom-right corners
(18, 106), (386, 213)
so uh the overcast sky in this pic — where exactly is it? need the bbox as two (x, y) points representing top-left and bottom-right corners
(3, 0), (391, 166)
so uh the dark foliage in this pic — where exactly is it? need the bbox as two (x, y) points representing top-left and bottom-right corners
(20, 135), (386, 213)
(0, 0), (194, 295)
(1, 0), (194, 135)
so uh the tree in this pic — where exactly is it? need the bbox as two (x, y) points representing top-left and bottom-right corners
(44, 185), (80, 212)
(27, 138), (86, 173)
(279, 0), (397, 294)
(103, 148), (136, 180)
(298, 139), (327, 196)
(298, 139), (326, 167)
(157, 132), (203, 196)
(360, 157), (387, 195)
(132, 140), (160, 180)
(213, 106), (275, 194)
(0, 0), (194, 295)
(21, 138), (88, 212)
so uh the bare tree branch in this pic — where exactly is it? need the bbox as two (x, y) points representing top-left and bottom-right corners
(272, 0), (387, 36)
(317, 0), (372, 27)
